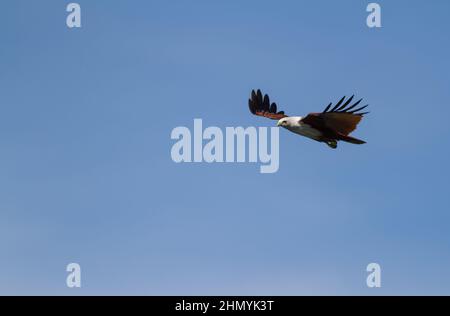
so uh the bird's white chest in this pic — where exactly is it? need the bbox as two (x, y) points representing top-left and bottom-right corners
(286, 123), (322, 140)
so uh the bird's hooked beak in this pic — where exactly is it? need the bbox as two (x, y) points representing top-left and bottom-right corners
(277, 120), (282, 127)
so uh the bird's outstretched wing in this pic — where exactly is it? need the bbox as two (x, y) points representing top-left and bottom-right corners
(248, 89), (288, 120)
(301, 95), (369, 136)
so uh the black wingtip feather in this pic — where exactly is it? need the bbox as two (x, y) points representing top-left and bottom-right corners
(337, 95), (354, 111)
(348, 104), (369, 114)
(248, 99), (256, 114)
(270, 102), (277, 113)
(341, 98), (362, 112)
(249, 89), (286, 118)
(323, 102), (332, 113)
(330, 96), (346, 112)
(257, 90), (263, 104)
(324, 96), (369, 116)
(263, 94), (270, 111)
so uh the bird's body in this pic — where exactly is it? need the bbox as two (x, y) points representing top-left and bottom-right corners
(277, 116), (320, 140)
(248, 89), (369, 149)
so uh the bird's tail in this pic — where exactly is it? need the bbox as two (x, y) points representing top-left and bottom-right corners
(338, 134), (366, 145)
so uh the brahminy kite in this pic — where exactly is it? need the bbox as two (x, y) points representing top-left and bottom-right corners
(248, 89), (369, 148)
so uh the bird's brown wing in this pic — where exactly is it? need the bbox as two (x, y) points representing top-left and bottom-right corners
(301, 95), (368, 135)
(248, 89), (288, 120)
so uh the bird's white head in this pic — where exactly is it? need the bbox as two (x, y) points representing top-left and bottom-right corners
(277, 117), (301, 128)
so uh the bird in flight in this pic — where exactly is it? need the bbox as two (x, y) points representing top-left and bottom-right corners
(248, 89), (369, 148)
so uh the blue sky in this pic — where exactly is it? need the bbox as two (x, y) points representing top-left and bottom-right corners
(1, 0), (450, 295)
